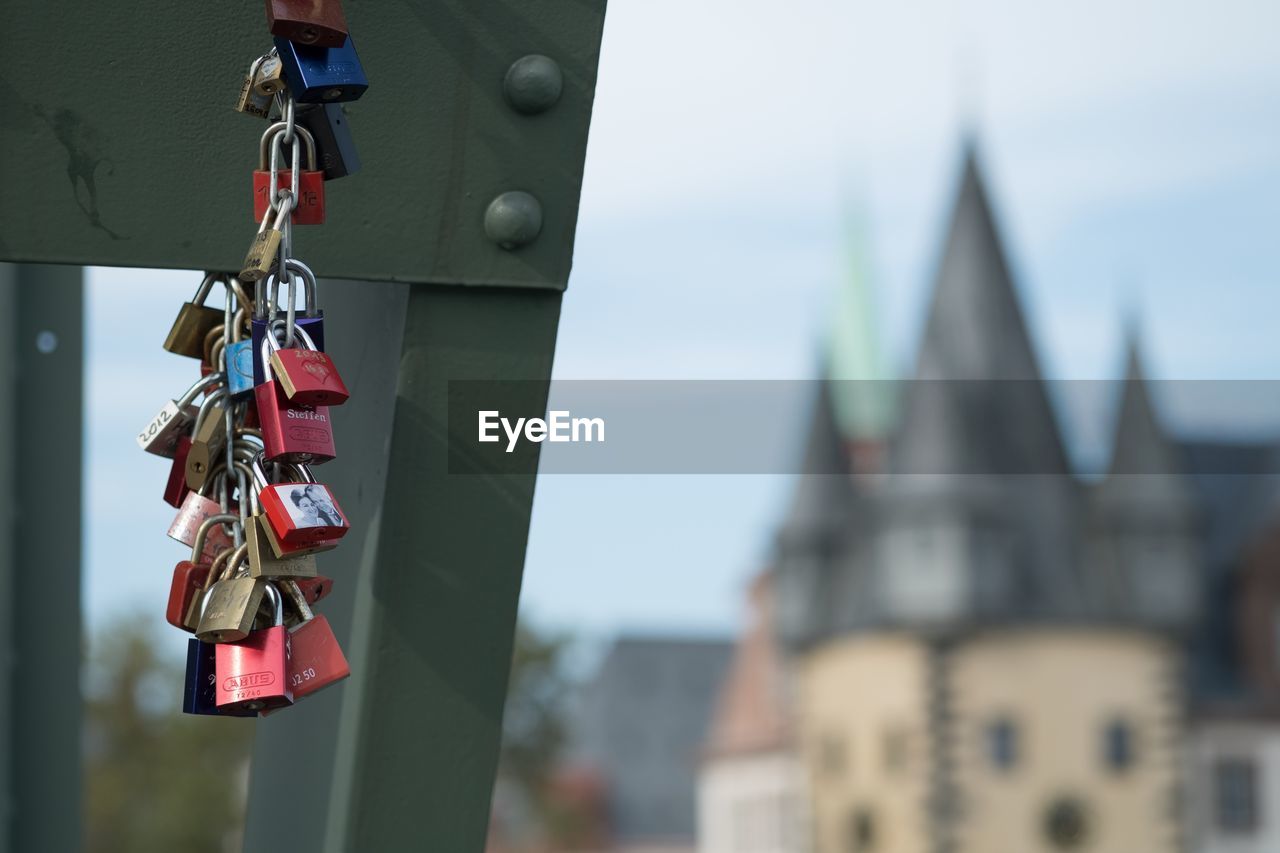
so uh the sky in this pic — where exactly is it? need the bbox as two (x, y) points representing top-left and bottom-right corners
(84, 0), (1280, 644)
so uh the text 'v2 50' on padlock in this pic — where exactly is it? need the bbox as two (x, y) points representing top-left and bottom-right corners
(215, 583), (294, 713)
(253, 123), (325, 225)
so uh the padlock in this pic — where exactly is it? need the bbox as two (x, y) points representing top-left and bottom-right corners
(273, 34), (368, 103)
(235, 55), (274, 119)
(265, 319), (348, 407)
(240, 191), (294, 282)
(216, 583), (294, 713)
(185, 387), (229, 491)
(280, 581), (349, 701)
(266, 0), (350, 48)
(196, 545), (268, 644)
(167, 514), (240, 632)
(164, 273), (231, 359)
(252, 258), (325, 385)
(167, 471), (234, 555)
(253, 453), (348, 554)
(226, 306), (256, 399)
(253, 123), (325, 224)
(253, 54), (286, 97)
(295, 574), (335, 606)
(246, 514), (319, 578)
(296, 103), (360, 180)
(255, 330), (337, 465)
(182, 639), (259, 716)
(162, 435), (194, 508)
(137, 373), (223, 457)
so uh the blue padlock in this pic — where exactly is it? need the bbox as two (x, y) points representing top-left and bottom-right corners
(226, 306), (256, 399)
(182, 639), (257, 716)
(274, 34), (368, 103)
(252, 259), (325, 386)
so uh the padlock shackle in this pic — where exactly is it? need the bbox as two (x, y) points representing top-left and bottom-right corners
(191, 513), (241, 562)
(281, 579), (315, 625)
(196, 465), (228, 498)
(191, 387), (229, 438)
(223, 542), (251, 581)
(263, 583), (285, 628)
(177, 372), (227, 409)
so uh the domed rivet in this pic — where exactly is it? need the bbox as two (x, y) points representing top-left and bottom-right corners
(484, 191), (543, 250)
(503, 55), (563, 115)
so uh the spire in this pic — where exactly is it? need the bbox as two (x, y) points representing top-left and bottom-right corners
(827, 197), (893, 443)
(891, 147), (1069, 475)
(779, 377), (853, 533)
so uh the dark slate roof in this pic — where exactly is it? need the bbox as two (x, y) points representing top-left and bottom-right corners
(564, 637), (733, 844)
(778, 377), (853, 537)
(891, 147), (1070, 478)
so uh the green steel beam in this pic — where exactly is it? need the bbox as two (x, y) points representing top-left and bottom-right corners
(0, 264), (84, 853)
(0, 0), (606, 288)
(242, 280), (560, 851)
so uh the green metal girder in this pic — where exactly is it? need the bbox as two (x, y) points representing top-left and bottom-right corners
(0, 0), (605, 289)
(0, 265), (84, 853)
(242, 280), (559, 851)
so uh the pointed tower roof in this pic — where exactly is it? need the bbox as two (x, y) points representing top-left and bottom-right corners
(779, 376), (853, 534)
(1095, 333), (1197, 514)
(704, 571), (792, 758)
(890, 148), (1070, 476)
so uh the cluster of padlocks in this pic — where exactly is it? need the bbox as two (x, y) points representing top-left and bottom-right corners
(136, 1), (367, 716)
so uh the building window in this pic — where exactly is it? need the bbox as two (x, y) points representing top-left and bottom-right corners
(986, 717), (1018, 771)
(1215, 758), (1259, 834)
(847, 806), (875, 852)
(1103, 719), (1135, 772)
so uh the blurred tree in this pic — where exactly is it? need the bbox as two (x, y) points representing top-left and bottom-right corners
(85, 614), (253, 853)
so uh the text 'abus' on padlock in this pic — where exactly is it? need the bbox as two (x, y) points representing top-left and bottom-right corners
(164, 273), (231, 359)
(266, 0), (350, 47)
(240, 192), (294, 282)
(296, 103), (360, 180)
(252, 259), (324, 385)
(184, 639), (259, 716)
(254, 454), (348, 555)
(255, 331), (336, 466)
(216, 584), (293, 713)
(273, 34), (368, 103)
(137, 373), (223, 458)
(253, 123), (325, 224)
(167, 513), (240, 632)
(265, 320), (348, 407)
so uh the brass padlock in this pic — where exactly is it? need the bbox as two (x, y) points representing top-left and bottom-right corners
(236, 55), (274, 119)
(164, 273), (231, 359)
(246, 515), (319, 579)
(185, 388), (229, 491)
(240, 194), (294, 281)
(253, 55), (286, 97)
(195, 545), (267, 643)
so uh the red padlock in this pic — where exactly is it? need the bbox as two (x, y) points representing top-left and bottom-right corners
(252, 123), (325, 225)
(167, 471), (234, 557)
(265, 322), (349, 407)
(167, 514), (240, 631)
(286, 614), (350, 701)
(216, 584), (294, 713)
(163, 436), (194, 508)
(295, 575), (335, 605)
(255, 329), (336, 465)
(265, 0), (350, 48)
(253, 454), (349, 554)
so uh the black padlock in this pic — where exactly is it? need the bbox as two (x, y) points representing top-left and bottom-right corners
(297, 104), (361, 180)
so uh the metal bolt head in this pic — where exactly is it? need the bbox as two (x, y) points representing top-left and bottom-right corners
(503, 55), (563, 115)
(484, 192), (543, 250)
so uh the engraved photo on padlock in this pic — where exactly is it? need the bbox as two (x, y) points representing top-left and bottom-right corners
(253, 123), (325, 224)
(164, 272), (232, 359)
(215, 583), (294, 713)
(273, 33), (368, 103)
(255, 327), (336, 466)
(137, 373), (224, 457)
(252, 455), (347, 556)
(252, 258), (324, 385)
(265, 319), (348, 407)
